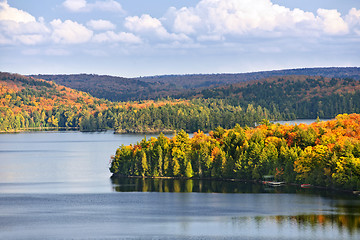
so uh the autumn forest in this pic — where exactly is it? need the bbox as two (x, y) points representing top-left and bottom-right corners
(110, 114), (360, 190)
(2, 70), (360, 190)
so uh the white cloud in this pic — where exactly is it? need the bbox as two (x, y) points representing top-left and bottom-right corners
(346, 8), (360, 25)
(165, 0), (303, 36)
(63, 0), (86, 12)
(164, 0), (354, 40)
(0, 2), (49, 45)
(125, 14), (164, 34)
(50, 19), (93, 44)
(87, 19), (116, 30)
(0, 0), (35, 22)
(166, 7), (201, 35)
(93, 31), (142, 44)
(63, 0), (124, 13)
(346, 8), (360, 35)
(14, 34), (46, 45)
(92, 0), (123, 12)
(1, 17), (49, 35)
(317, 9), (349, 35)
(124, 14), (189, 42)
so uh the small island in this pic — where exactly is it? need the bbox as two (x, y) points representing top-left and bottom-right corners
(110, 114), (360, 191)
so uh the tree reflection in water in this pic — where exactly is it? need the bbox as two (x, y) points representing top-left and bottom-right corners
(232, 214), (360, 235)
(112, 177), (265, 193)
(111, 177), (360, 235)
(111, 177), (357, 195)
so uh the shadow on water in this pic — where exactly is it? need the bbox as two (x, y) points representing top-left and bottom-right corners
(111, 177), (360, 235)
(111, 177), (357, 197)
(112, 177), (267, 193)
(232, 214), (360, 236)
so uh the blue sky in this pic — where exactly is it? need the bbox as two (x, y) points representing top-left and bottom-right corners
(1, 0), (360, 77)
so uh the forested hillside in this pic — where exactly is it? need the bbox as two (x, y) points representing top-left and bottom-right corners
(110, 113), (360, 190)
(0, 72), (112, 131)
(32, 67), (360, 102)
(178, 75), (360, 119)
(1, 72), (277, 132)
(139, 67), (360, 87)
(30, 74), (171, 102)
(4, 69), (360, 133)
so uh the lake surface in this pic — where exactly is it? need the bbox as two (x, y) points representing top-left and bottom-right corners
(274, 119), (332, 125)
(0, 131), (359, 239)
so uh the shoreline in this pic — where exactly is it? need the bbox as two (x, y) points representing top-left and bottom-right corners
(0, 127), (79, 133)
(110, 173), (359, 196)
(114, 128), (176, 134)
(0, 128), (186, 134)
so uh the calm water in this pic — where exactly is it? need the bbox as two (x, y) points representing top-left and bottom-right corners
(0, 131), (359, 239)
(274, 119), (332, 125)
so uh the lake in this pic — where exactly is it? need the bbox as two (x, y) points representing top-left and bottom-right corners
(0, 131), (359, 239)
(274, 119), (332, 125)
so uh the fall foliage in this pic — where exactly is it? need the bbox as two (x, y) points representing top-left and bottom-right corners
(1, 72), (273, 132)
(110, 114), (360, 190)
(34, 67), (360, 101)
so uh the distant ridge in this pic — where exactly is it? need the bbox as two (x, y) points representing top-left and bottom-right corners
(30, 73), (155, 102)
(32, 67), (360, 101)
(137, 67), (360, 86)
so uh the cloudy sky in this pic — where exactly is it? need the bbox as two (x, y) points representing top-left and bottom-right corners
(1, 0), (359, 77)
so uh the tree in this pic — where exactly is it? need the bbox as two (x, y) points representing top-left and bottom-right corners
(140, 150), (148, 177)
(184, 160), (194, 178)
(212, 147), (226, 178)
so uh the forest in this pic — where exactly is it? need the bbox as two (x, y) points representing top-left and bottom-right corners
(0, 72), (282, 132)
(33, 67), (360, 102)
(178, 75), (360, 119)
(2, 72), (360, 133)
(110, 114), (360, 190)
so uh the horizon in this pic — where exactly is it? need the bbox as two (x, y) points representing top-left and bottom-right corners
(1, 0), (360, 77)
(19, 66), (360, 79)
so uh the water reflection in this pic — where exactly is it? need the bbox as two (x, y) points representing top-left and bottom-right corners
(232, 214), (360, 235)
(111, 177), (266, 193)
(111, 177), (356, 197)
(111, 177), (360, 236)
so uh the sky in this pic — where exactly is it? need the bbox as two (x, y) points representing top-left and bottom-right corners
(0, 0), (360, 77)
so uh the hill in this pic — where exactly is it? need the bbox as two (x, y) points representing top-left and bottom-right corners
(32, 67), (360, 102)
(1, 72), (272, 132)
(177, 75), (360, 119)
(138, 67), (360, 87)
(21, 69), (360, 130)
(0, 72), (113, 131)
(30, 73), (176, 102)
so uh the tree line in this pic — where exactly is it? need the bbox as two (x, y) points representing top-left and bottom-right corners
(110, 114), (360, 191)
(1, 90), (284, 132)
